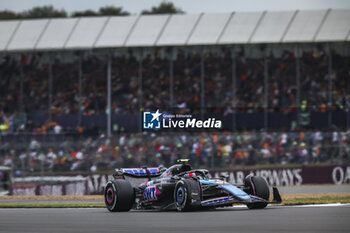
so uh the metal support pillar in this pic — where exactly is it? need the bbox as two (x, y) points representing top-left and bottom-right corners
(295, 46), (300, 129)
(231, 48), (237, 131)
(107, 52), (112, 137)
(19, 55), (24, 114)
(200, 48), (205, 119)
(138, 49), (143, 132)
(210, 138), (214, 170)
(264, 52), (268, 130)
(78, 53), (83, 126)
(169, 47), (174, 108)
(328, 43), (333, 127)
(48, 53), (53, 122)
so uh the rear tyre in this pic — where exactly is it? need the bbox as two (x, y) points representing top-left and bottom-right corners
(104, 179), (134, 212)
(244, 176), (270, 209)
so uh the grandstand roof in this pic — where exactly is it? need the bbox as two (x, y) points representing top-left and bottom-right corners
(0, 9), (349, 52)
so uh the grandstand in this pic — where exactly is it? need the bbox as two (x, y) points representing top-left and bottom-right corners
(0, 9), (349, 172)
(1, 9), (349, 49)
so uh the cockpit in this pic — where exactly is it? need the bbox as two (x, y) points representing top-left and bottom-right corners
(160, 163), (192, 178)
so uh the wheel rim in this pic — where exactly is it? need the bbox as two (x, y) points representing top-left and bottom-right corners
(106, 188), (114, 205)
(176, 187), (185, 204)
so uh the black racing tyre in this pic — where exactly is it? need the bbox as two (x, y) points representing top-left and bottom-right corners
(104, 179), (134, 212)
(174, 179), (201, 211)
(174, 180), (191, 211)
(244, 176), (270, 209)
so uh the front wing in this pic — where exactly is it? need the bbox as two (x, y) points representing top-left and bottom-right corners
(199, 187), (282, 207)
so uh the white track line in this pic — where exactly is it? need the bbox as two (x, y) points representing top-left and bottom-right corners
(230, 203), (350, 208)
(288, 203), (350, 208)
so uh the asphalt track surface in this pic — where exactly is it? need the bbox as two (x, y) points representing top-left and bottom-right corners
(0, 205), (349, 233)
(277, 184), (350, 194)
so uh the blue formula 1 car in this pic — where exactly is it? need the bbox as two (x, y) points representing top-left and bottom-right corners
(104, 159), (282, 212)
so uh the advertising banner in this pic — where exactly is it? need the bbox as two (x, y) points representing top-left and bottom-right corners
(10, 164), (350, 195)
(211, 165), (350, 186)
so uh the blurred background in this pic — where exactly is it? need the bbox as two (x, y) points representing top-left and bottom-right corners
(0, 0), (349, 195)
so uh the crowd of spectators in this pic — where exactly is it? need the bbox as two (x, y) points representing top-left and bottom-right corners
(1, 130), (349, 175)
(0, 46), (349, 129)
(1, 46), (349, 174)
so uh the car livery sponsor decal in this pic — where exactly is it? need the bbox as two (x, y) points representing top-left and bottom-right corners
(139, 181), (152, 189)
(143, 185), (161, 201)
(160, 169), (172, 178)
(201, 196), (234, 206)
(199, 180), (217, 185)
(220, 185), (251, 200)
(123, 168), (160, 176)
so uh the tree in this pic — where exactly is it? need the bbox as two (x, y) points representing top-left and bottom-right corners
(0, 11), (20, 20)
(99, 6), (130, 16)
(21, 6), (67, 19)
(72, 10), (98, 17)
(141, 2), (184, 15)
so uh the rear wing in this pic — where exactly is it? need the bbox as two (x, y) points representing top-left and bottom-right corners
(114, 167), (164, 179)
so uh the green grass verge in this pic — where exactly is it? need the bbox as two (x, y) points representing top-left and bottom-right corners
(0, 203), (105, 208)
(282, 195), (350, 205)
(0, 195), (349, 208)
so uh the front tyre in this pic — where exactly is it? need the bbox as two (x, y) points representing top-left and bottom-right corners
(104, 179), (134, 212)
(244, 176), (270, 209)
(174, 179), (202, 211)
(174, 181), (190, 211)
